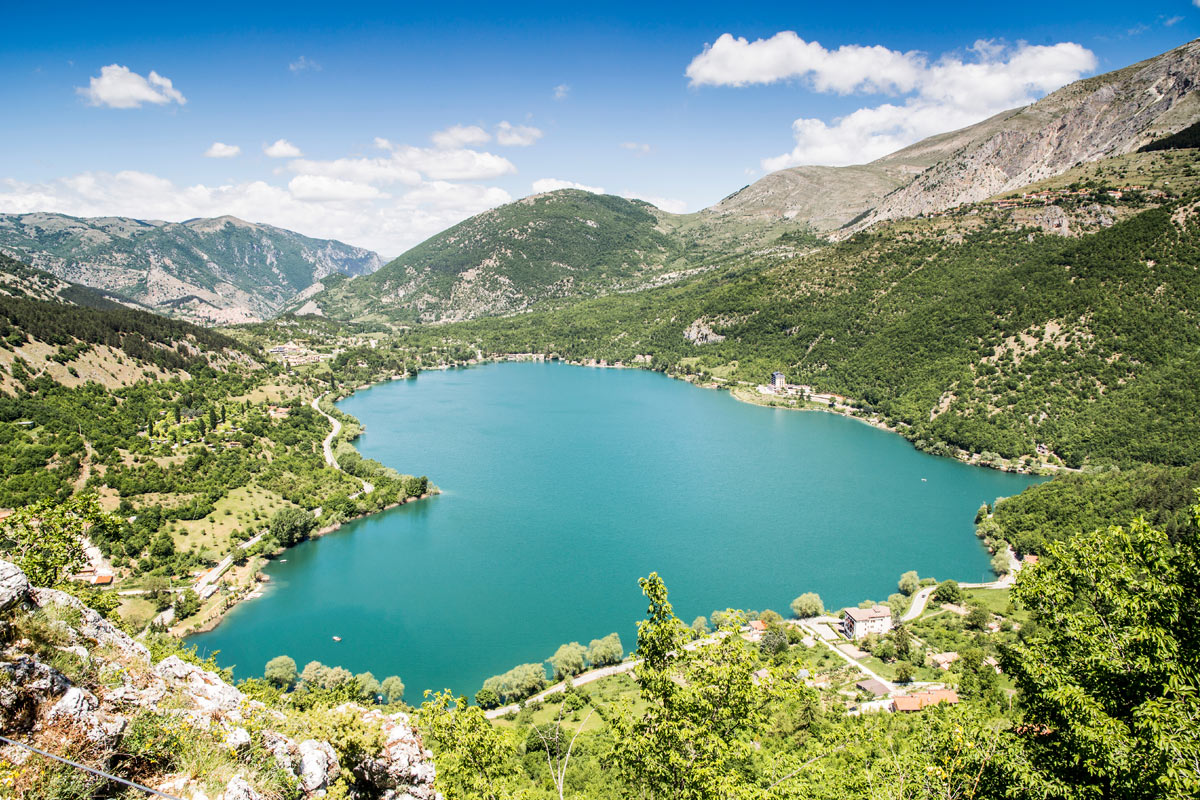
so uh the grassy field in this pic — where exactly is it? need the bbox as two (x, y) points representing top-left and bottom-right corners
(168, 485), (296, 557)
(491, 670), (647, 734)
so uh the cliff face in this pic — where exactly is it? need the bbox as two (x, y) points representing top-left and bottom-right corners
(842, 39), (1200, 234)
(0, 559), (436, 800)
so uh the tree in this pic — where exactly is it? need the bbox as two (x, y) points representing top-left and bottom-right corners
(898, 570), (920, 595)
(990, 550), (1011, 575)
(894, 661), (915, 683)
(381, 675), (405, 704)
(264, 655), (298, 689)
(355, 671), (381, 701)
(790, 592), (824, 618)
(0, 495), (117, 587)
(965, 606), (990, 631)
(607, 573), (817, 798)
(690, 616), (709, 637)
(933, 579), (962, 605)
(1005, 506), (1200, 798)
(173, 588), (200, 619)
(548, 642), (587, 681)
(301, 660), (330, 687)
(149, 531), (175, 560)
(474, 686), (500, 709)
(269, 506), (316, 548)
(586, 632), (623, 667)
(417, 690), (516, 800)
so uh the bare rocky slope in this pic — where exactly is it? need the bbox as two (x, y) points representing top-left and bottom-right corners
(710, 38), (1200, 236)
(0, 214), (382, 325)
(0, 558), (436, 799)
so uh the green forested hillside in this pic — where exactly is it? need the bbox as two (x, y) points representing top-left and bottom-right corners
(304, 190), (805, 324)
(430, 195), (1200, 468)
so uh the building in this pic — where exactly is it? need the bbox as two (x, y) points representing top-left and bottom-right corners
(843, 605), (894, 640)
(771, 372), (786, 390)
(893, 689), (959, 712)
(856, 678), (890, 697)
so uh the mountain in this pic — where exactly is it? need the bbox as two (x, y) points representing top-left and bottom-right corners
(304, 40), (1199, 328)
(440, 165), (1200, 470)
(0, 213), (382, 324)
(713, 39), (1200, 236)
(300, 190), (769, 324)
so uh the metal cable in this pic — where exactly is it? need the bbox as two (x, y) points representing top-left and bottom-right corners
(0, 733), (186, 800)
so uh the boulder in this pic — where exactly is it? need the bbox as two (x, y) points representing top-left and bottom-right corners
(298, 739), (340, 793)
(154, 656), (245, 716)
(32, 587), (150, 664)
(44, 686), (114, 744)
(0, 560), (31, 611)
(219, 775), (263, 800)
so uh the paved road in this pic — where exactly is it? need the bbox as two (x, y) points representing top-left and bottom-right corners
(901, 586), (936, 622)
(797, 620), (894, 692)
(151, 529), (267, 628)
(310, 394), (373, 498)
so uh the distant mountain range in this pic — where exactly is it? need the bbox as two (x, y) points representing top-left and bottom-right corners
(300, 39), (1200, 325)
(0, 214), (381, 324)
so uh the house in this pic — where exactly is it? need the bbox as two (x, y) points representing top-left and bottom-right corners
(91, 572), (114, 586)
(856, 679), (890, 697)
(1023, 554), (1040, 566)
(894, 689), (959, 712)
(770, 372), (786, 390)
(930, 651), (960, 671)
(843, 605), (893, 639)
(748, 620), (768, 632)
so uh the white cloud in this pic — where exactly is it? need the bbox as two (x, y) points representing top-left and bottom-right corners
(1165, 15), (1183, 25)
(687, 32), (924, 93)
(265, 139), (303, 158)
(203, 142), (241, 158)
(374, 140), (517, 180)
(287, 156), (422, 186)
(495, 121), (543, 146)
(0, 169), (511, 258)
(531, 178), (605, 194)
(287, 174), (387, 201)
(289, 56), (321, 72)
(688, 35), (1098, 169)
(77, 64), (186, 109)
(620, 142), (651, 155)
(431, 125), (492, 149)
(620, 191), (688, 214)
(554, 84), (570, 100)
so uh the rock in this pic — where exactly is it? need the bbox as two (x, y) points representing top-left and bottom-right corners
(225, 726), (252, 751)
(261, 729), (298, 775)
(298, 739), (340, 793)
(0, 656), (70, 732)
(0, 560), (31, 611)
(352, 708), (438, 800)
(154, 656), (246, 716)
(45, 686), (111, 743)
(219, 775), (263, 800)
(31, 587), (149, 665)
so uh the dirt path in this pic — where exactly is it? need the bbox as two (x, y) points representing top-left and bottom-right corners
(311, 394), (373, 498)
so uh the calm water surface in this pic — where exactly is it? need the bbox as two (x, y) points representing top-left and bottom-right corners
(192, 362), (1041, 695)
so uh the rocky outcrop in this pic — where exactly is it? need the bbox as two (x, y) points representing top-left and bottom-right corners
(0, 558), (437, 799)
(843, 39), (1200, 235)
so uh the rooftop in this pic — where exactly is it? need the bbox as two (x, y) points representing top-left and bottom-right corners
(844, 605), (892, 622)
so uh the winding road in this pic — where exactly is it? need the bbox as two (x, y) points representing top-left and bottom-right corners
(311, 394), (373, 498)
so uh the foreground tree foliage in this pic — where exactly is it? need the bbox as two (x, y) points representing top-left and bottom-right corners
(0, 494), (117, 586)
(1003, 500), (1200, 798)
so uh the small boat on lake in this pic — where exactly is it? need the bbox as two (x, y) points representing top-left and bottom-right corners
(332, 636), (342, 642)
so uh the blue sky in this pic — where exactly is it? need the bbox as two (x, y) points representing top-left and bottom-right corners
(0, 1), (1196, 256)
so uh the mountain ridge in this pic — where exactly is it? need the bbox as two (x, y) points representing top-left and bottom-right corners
(0, 212), (383, 325)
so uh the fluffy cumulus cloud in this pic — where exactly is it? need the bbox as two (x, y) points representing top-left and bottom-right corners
(532, 178), (606, 194)
(289, 56), (321, 72)
(431, 124), (492, 149)
(620, 142), (651, 154)
(203, 142), (241, 158)
(77, 65), (186, 109)
(687, 33), (1097, 169)
(264, 139), (303, 158)
(0, 125), (531, 256)
(529, 179), (687, 213)
(554, 84), (570, 100)
(495, 121), (543, 146)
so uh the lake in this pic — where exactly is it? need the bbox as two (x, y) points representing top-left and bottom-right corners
(191, 361), (1042, 697)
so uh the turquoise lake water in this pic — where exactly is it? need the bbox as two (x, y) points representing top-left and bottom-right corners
(192, 361), (1042, 697)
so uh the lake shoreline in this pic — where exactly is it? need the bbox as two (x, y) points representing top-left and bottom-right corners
(180, 489), (439, 638)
